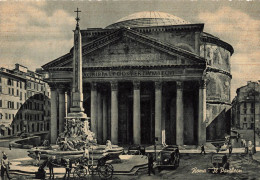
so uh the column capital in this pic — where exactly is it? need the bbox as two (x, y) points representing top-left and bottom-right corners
(199, 80), (207, 89)
(110, 81), (118, 91)
(91, 82), (97, 91)
(176, 81), (184, 89)
(133, 81), (140, 90)
(155, 81), (162, 90)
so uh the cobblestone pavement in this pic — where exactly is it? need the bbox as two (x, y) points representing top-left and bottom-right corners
(5, 153), (260, 180)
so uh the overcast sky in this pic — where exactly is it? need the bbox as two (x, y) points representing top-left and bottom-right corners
(0, 0), (259, 99)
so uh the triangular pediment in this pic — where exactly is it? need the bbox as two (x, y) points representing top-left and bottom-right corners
(43, 28), (205, 69)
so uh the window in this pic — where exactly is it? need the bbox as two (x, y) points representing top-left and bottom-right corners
(0, 113), (2, 119)
(252, 118), (254, 122)
(251, 109), (255, 113)
(0, 86), (2, 93)
(5, 113), (7, 119)
(8, 88), (11, 95)
(17, 89), (19, 96)
(20, 82), (22, 89)
(17, 102), (19, 109)
(12, 88), (14, 95)
(251, 103), (254, 108)
(9, 114), (11, 119)
(17, 81), (19, 87)
(250, 123), (254, 129)
(7, 78), (11, 86)
(0, 100), (2, 107)
(25, 93), (26, 100)
(20, 92), (22, 100)
(244, 109), (247, 114)
(243, 123), (247, 129)
(0, 77), (1, 83)
(244, 102), (247, 108)
(244, 117), (247, 122)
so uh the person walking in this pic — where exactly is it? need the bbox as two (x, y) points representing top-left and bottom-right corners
(8, 144), (12, 150)
(1, 152), (11, 180)
(200, 144), (206, 155)
(35, 147), (41, 166)
(47, 156), (55, 179)
(228, 144), (233, 155)
(147, 153), (155, 176)
(64, 159), (72, 179)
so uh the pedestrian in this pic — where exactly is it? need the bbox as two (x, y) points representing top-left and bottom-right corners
(47, 156), (55, 179)
(248, 141), (254, 156)
(9, 144), (12, 150)
(200, 144), (206, 154)
(1, 152), (11, 180)
(35, 147), (41, 166)
(64, 159), (72, 179)
(147, 153), (155, 176)
(228, 144), (233, 154)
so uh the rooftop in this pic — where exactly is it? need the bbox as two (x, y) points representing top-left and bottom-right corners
(106, 11), (190, 29)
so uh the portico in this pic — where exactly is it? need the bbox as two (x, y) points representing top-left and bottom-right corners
(47, 67), (206, 145)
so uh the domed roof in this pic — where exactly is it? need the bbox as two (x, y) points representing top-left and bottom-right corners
(106, 11), (190, 29)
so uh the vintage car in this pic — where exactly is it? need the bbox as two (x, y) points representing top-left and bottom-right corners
(208, 154), (229, 173)
(156, 145), (180, 170)
(127, 145), (145, 155)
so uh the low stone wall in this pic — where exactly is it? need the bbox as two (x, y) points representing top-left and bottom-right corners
(10, 136), (41, 149)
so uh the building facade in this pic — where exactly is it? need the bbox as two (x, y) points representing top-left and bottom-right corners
(42, 11), (233, 145)
(0, 64), (51, 137)
(232, 81), (260, 131)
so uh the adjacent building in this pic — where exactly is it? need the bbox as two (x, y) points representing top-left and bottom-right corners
(42, 11), (233, 145)
(232, 81), (260, 131)
(0, 64), (51, 138)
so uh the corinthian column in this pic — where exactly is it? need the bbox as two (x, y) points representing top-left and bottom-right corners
(97, 90), (103, 144)
(91, 82), (98, 138)
(58, 86), (66, 134)
(111, 82), (118, 144)
(133, 81), (141, 145)
(176, 81), (184, 145)
(198, 80), (206, 145)
(50, 86), (58, 144)
(103, 94), (108, 143)
(155, 81), (162, 144)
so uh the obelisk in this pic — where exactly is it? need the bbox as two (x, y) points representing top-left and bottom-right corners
(68, 8), (87, 119)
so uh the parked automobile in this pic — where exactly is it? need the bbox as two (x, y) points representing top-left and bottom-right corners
(19, 133), (32, 138)
(127, 145), (145, 155)
(156, 145), (180, 170)
(208, 154), (229, 173)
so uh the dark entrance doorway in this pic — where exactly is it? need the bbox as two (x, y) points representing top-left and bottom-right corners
(141, 97), (152, 144)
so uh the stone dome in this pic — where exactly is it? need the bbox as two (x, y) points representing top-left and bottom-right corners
(106, 11), (190, 29)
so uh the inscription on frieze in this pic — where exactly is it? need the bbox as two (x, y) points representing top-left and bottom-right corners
(83, 69), (182, 78)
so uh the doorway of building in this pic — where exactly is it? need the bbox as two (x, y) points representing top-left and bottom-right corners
(141, 97), (152, 144)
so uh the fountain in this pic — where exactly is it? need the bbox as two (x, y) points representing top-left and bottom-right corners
(28, 8), (123, 162)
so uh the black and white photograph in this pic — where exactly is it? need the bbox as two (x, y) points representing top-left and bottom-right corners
(0, 0), (259, 179)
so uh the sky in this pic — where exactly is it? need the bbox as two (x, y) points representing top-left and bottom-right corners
(0, 0), (259, 99)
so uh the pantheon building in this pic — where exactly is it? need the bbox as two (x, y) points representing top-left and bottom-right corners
(42, 11), (233, 145)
